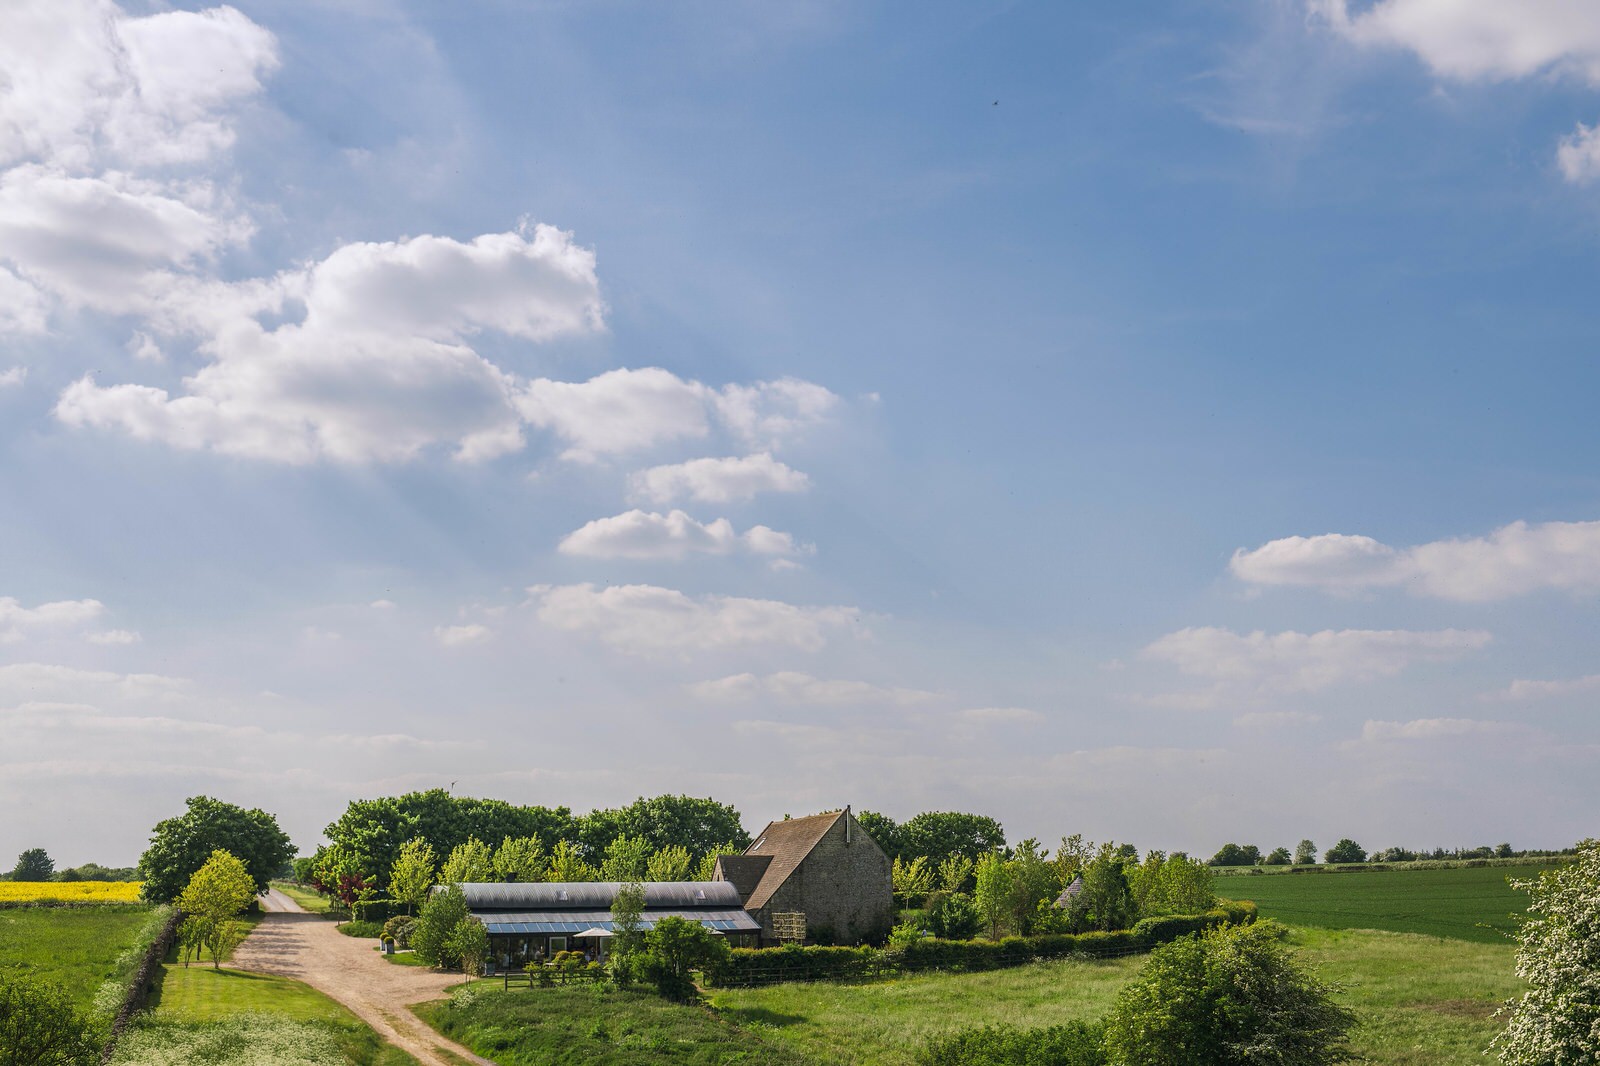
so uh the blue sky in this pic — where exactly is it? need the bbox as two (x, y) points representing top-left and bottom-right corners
(3, 0), (1599, 867)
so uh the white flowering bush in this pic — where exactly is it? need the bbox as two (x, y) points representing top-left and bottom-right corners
(1491, 840), (1600, 1066)
(109, 1017), (345, 1065)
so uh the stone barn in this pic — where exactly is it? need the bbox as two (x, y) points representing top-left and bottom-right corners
(714, 806), (893, 946)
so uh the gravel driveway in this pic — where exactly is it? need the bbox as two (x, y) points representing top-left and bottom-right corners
(231, 888), (493, 1066)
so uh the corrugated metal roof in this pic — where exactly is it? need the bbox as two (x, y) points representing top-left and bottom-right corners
(481, 908), (760, 935)
(456, 881), (744, 910)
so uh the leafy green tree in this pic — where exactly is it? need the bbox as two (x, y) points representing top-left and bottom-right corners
(1264, 847), (1292, 866)
(412, 883), (471, 969)
(491, 836), (545, 882)
(600, 835), (652, 881)
(10, 849), (53, 882)
(645, 844), (693, 882)
(857, 811), (904, 859)
(439, 837), (492, 883)
(1209, 843), (1259, 868)
(1007, 839), (1059, 935)
(892, 856), (934, 910)
(693, 843), (741, 882)
(925, 891), (981, 940)
(177, 850), (257, 968)
(1054, 833), (1094, 887)
(138, 796), (292, 903)
(1490, 839), (1600, 1065)
(1157, 855), (1215, 914)
(638, 915), (729, 1001)
(575, 795), (749, 861)
(609, 882), (646, 987)
(0, 974), (100, 1066)
(901, 812), (1007, 870)
(545, 839), (596, 882)
(973, 852), (1014, 939)
(1324, 839), (1366, 865)
(937, 854), (974, 894)
(1068, 848), (1136, 932)
(1295, 840), (1318, 865)
(388, 838), (437, 915)
(1102, 922), (1357, 1065)
(447, 916), (489, 980)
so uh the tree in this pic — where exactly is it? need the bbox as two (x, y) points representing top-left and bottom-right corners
(856, 811), (904, 859)
(1264, 847), (1292, 866)
(0, 975), (100, 1066)
(575, 795), (749, 861)
(937, 854), (974, 894)
(177, 850), (257, 968)
(609, 882), (646, 987)
(492, 836), (545, 882)
(447, 916), (488, 981)
(638, 915), (729, 1001)
(10, 849), (53, 882)
(973, 852), (1014, 939)
(600, 835), (652, 882)
(439, 836), (492, 883)
(1209, 843), (1260, 867)
(693, 843), (741, 882)
(545, 839), (596, 882)
(1157, 855), (1215, 914)
(412, 883), (471, 969)
(1102, 922), (1357, 1065)
(1490, 839), (1600, 1065)
(900, 812), (1007, 870)
(892, 856), (934, 910)
(1067, 848), (1135, 932)
(138, 796), (292, 903)
(1324, 839), (1366, 865)
(645, 844), (693, 883)
(1054, 833), (1095, 886)
(388, 838), (437, 915)
(1007, 839), (1059, 935)
(1294, 840), (1318, 865)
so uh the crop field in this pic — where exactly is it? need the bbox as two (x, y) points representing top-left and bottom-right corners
(1233, 864), (1543, 942)
(0, 880), (143, 904)
(0, 903), (155, 1006)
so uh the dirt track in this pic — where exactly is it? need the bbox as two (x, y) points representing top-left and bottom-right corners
(231, 888), (493, 1066)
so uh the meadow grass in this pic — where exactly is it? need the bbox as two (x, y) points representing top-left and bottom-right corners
(708, 927), (1520, 1066)
(415, 982), (818, 1065)
(1235, 864), (1539, 942)
(152, 964), (356, 1023)
(0, 903), (154, 1007)
(709, 955), (1140, 1065)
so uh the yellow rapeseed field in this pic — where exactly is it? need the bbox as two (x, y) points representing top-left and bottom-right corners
(0, 881), (142, 903)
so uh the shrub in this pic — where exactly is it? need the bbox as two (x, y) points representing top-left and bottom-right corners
(708, 944), (877, 987)
(380, 915), (415, 948)
(0, 974), (101, 1066)
(412, 883), (470, 968)
(336, 919), (384, 939)
(916, 1022), (1107, 1066)
(925, 891), (980, 940)
(638, 916), (730, 1000)
(1103, 921), (1356, 1065)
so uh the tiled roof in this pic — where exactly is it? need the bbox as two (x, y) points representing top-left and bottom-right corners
(713, 854), (772, 901)
(741, 809), (846, 913)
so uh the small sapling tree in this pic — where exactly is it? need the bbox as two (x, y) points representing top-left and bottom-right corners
(609, 881), (646, 987)
(447, 917), (489, 981)
(492, 836), (544, 883)
(177, 849), (257, 968)
(973, 852), (1014, 939)
(645, 844), (693, 883)
(439, 837), (493, 884)
(412, 883), (471, 969)
(388, 838), (437, 915)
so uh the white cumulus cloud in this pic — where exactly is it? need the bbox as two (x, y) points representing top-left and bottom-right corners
(435, 624), (490, 647)
(1231, 520), (1600, 601)
(629, 453), (811, 505)
(558, 510), (806, 561)
(688, 671), (938, 706)
(1558, 123), (1600, 183)
(1486, 674), (1600, 701)
(1142, 626), (1490, 699)
(0, 597), (105, 643)
(1360, 717), (1515, 742)
(86, 629), (140, 645)
(529, 583), (860, 655)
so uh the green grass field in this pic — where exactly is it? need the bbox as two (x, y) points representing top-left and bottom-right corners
(1233, 864), (1540, 942)
(0, 904), (155, 1007)
(416, 983), (818, 1065)
(270, 881), (336, 915)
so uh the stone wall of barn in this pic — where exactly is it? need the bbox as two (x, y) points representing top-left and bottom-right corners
(757, 812), (894, 946)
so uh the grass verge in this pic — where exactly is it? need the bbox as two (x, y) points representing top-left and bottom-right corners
(270, 881), (337, 915)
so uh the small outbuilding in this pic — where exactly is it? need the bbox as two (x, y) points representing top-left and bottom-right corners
(715, 806), (893, 946)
